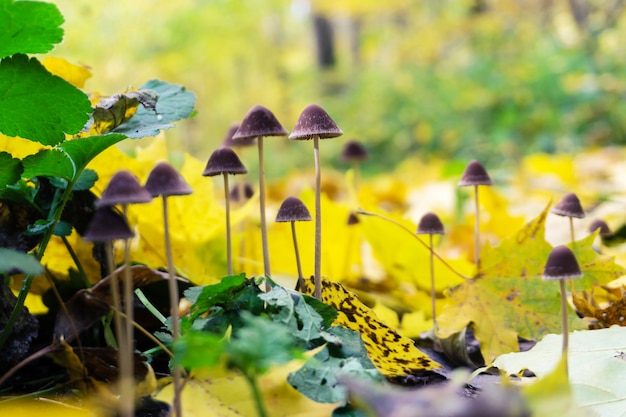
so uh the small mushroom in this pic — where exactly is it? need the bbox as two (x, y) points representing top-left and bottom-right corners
(229, 181), (254, 203)
(144, 161), (192, 417)
(203, 146), (248, 275)
(543, 245), (583, 379)
(588, 219), (611, 236)
(551, 192), (585, 245)
(416, 212), (445, 327)
(289, 104), (343, 300)
(341, 140), (369, 191)
(343, 212), (362, 280)
(275, 196), (312, 291)
(96, 170), (152, 417)
(233, 105), (288, 284)
(458, 160), (492, 271)
(83, 206), (135, 417)
(222, 123), (255, 207)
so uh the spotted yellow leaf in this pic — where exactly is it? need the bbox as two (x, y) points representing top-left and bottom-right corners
(301, 277), (441, 376)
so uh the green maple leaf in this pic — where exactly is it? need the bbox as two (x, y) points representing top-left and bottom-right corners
(0, 54), (92, 145)
(0, 0), (64, 58)
(436, 204), (626, 364)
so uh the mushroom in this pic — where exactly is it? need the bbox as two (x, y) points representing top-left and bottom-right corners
(588, 218), (611, 254)
(551, 192), (585, 245)
(232, 105), (288, 285)
(202, 146), (248, 276)
(289, 104), (343, 300)
(144, 161), (192, 417)
(458, 160), (492, 271)
(341, 140), (368, 191)
(416, 212), (445, 327)
(83, 206), (135, 417)
(542, 245), (582, 378)
(229, 181), (254, 203)
(96, 170), (152, 417)
(275, 196), (312, 291)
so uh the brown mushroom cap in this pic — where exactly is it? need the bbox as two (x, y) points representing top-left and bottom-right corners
(551, 193), (585, 219)
(222, 123), (256, 148)
(275, 196), (312, 222)
(84, 207), (135, 242)
(347, 213), (360, 226)
(145, 162), (193, 197)
(202, 146), (248, 177)
(588, 219), (611, 236)
(232, 105), (288, 140)
(289, 104), (343, 140)
(341, 140), (368, 162)
(96, 170), (153, 207)
(416, 212), (445, 235)
(229, 182), (255, 203)
(542, 245), (583, 281)
(458, 160), (493, 186)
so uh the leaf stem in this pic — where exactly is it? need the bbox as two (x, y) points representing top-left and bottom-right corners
(244, 371), (268, 417)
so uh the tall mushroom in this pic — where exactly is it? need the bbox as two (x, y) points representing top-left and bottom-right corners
(551, 192), (585, 245)
(203, 146), (248, 275)
(144, 161), (192, 417)
(275, 196), (312, 291)
(289, 104), (343, 299)
(83, 206), (135, 417)
(96, 170), (152, 417)
(341, 139), (368, 191)
(232, 105), (288, 285)
(458, 160), (492, 271)
(416, 212), (445, 327)
(542, 245), (583, 378)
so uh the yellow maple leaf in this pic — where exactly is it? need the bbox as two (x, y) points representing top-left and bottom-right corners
(42, 56), (92, 88)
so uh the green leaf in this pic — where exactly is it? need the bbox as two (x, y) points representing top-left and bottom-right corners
(174, 330), (225, 369)
(0, 55), (91, 145)
(53, 220), (72, 236)
(0, 248), (43, 275)
(0, 1), (64, 58)
(110, 80), (196, 138)
(58, 134), (126, 173)
(0, 151), (23, 187)
(22, 149), (75, 181)
(25, 219), (52, 236)
(49, 169), (97, 191)
(288, 326), (383, 404)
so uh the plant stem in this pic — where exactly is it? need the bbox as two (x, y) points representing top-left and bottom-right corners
(559, 278), (569, 378)
(61, 235), (90, 288)
(120, 204), (135, 417)
(258, 136), (271, 289)
(313, 135), (322, 300)
(290, 221), (304, 290)
(474, 185), (481, 271)
(357, 209), (470, 280)
(224, 173), (233, 276)
(161, 196), (183, 417)
(245, 372), (268, 417)
(429, 234), (437, 327)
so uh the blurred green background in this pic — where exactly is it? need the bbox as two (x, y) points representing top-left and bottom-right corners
(50, 0), (626, 177)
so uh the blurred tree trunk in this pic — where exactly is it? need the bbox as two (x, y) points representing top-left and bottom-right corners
(313, 14), (336, 69)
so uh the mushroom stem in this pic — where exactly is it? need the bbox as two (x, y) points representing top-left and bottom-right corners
(161, 196), (182, 417)
(559, 278), (569, 377)
(120, 205), (135, 417)
(290, 221), (304, 291)
(429, 234), (437, 327)
(473, 185), (481, 270)
(223, 173), (233, 276)
(569, 217), (575, 245)
(258, 136), (272, 288)
(105, 242), (132, 417)
(313, 135), (322, 300)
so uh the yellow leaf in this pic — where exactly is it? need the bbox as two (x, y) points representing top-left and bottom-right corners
(0, 400), (98, 417)
(301, 277), (441, 376)
(0, 134), (44, 159)
(42, 56), (92, 88)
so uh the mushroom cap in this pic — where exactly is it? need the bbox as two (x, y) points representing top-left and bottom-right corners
(96, 170), (153, 207)
(229, 182), (255, 203)
(232, 105), (288, 140)
(542, 245), (583, 281)
(458, 160), (493, 186)
(551, 192), (585, 219)
(416, 212), (445, 235)
(83, 207), (134, 242)
(588, 219), (611, 236)
(275, 196), (312, 222)
(145, 161), (193, 197)
(202, 146), (248, 177)
(341, 140), (369, 162)
(289, 104), (343, 140)
(347, 212), (360, 225)
(222, 123), (256, 148)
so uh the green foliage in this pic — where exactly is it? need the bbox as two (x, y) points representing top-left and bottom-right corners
(0, 54), (91, 145)
(0, 152), (22, 185)
(0, 248), (43, 275)
(0, 0), (64, 58)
